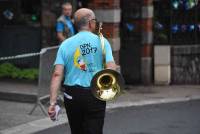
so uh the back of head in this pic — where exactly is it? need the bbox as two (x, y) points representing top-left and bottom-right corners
(74, 8), (95, 31)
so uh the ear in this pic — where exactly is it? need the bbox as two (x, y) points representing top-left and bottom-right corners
(88, 21), (92, 29)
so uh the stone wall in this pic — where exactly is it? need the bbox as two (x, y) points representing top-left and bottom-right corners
(171, 45), (200, 84)
(88, 0), (121, 65)
(141, 0), (153, 84)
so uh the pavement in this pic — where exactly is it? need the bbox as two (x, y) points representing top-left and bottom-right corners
(0, 81), (200, 134)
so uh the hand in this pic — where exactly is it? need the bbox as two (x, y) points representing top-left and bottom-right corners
(48, 105), (56, 121)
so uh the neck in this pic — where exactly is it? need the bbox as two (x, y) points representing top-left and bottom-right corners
(79, 27), (92, 32)
(64, 15), (70, 18)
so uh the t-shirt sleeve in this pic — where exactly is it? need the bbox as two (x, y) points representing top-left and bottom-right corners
(104, 38), (114, 63)
(54, 45), (65, 65)
(56, 22), (64, 32)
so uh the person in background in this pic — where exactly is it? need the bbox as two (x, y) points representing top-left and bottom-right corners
(56, 2), (76, 42)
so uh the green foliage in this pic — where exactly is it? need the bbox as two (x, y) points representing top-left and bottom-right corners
(0, 63), (38, 80)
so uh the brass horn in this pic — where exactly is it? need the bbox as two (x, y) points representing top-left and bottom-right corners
(91, 69), (124, 101)
(91, 22), (124, 101)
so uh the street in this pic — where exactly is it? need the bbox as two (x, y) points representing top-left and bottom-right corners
(35, 100), (200, 134)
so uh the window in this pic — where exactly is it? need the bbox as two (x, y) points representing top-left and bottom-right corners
(154, 0), (200, 45)
(0, 0), (41, 26)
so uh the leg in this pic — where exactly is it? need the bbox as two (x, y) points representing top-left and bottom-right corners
(84, 114), (105, 134)
(84, 94), (106, 134)
(38, 100), (48, 116)
(29, 101), (38, 115)
(64, 91), (84, 134)
(29, 99), (48, 116)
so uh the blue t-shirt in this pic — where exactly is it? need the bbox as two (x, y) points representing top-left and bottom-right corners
(54, 31), (114, 87)
(56, 16), (75, 35)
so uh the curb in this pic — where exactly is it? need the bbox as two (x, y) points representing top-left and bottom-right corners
(0, 91), (37, 103)
(1, 95), (200, 134)
(106, 95), (200, 109)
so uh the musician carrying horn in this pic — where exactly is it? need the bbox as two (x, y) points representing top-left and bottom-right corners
(48, 8), (116, 134)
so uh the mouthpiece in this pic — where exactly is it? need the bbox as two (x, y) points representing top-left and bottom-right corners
(98, 22), (103, 34)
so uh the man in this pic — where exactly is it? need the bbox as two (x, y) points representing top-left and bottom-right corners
(56, 2), (75, 42)
(48, 8), (116, 134)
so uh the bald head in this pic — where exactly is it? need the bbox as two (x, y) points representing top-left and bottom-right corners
(74, 8), (96, 31)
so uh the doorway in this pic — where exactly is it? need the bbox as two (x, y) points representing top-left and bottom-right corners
(120, 0), (142, 84)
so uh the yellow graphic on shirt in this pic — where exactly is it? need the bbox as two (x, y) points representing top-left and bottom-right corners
(74, 48), (87, 71)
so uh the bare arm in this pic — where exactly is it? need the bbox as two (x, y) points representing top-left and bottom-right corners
(106, 61), (117, 70)
(49, 65), (64, 105)
(57, 32), (66, 42)
(48, 65), (64, 119)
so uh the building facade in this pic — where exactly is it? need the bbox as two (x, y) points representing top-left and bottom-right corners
(0, 0), (199, 84)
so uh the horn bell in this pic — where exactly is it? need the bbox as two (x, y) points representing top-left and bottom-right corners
(91, 69), (124, 101)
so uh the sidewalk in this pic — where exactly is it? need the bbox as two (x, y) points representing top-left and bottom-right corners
(0, 85), (200, 134)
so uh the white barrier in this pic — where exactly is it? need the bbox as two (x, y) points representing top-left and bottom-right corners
(29, 46), (60, 116)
